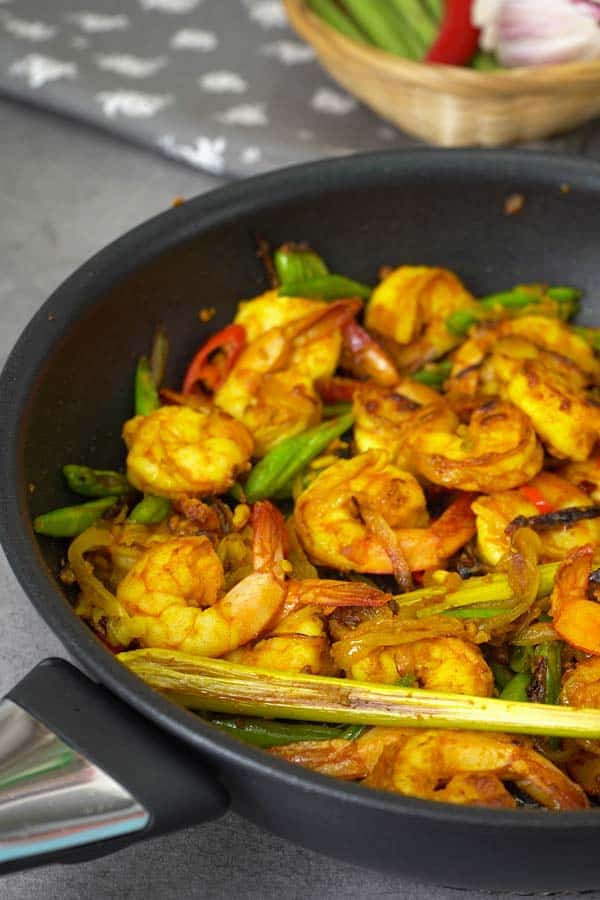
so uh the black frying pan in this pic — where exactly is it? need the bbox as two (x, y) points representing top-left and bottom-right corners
(2, 149), (600, 891)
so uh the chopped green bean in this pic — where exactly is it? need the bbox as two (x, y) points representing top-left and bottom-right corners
(34, 496), (118, 537)
(279, 274), (371, 301)
(128, 494), (171, 525)
(62, 464), (130, 498)
(500, 673), (530, 703)
(412, 359), (452, 388)
(445, 309), (480, 336)
(207, 715), (356, 748)
(135, 356), (160, 417)
(323, 402), (353, 417)
(244, 413), (354, 503)
(306, 0), (371, 43)
(479, 290), (539, 310)
(489, 661), (514, 693)
(149, 326), (169, 389)
(274, 244), (329, 285)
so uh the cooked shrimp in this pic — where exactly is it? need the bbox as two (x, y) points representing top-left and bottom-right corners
(364, 730), (588, 810)
(550, 545), (600, 655)
(473, 473), (600, 566)
(506, 356), (600, 461)
(234, 289), (341, 381)
(365, 266), (476, 371)
(123, 404), (253, 498)
(353, 380), (458, 473)
(270, 727), (407, 780)
(345, 637), (493, 696)
(273, 728), (588, 810)
(560, 657), (600, 708)
(561, 456), (600, 504)
(215, 299), (359, 456)
(413, 399), (543, 492)
(294, 451), (476, 574)
(226, 604), (335, 675)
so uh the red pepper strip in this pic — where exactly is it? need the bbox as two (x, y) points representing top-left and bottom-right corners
(315, 376), (362, 403)
(425, 0), (480, 65)
(519, 485), (555, 515)
(182, 324), (246, 395)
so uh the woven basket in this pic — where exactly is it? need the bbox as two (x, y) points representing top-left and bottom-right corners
(284, 0), (600, 147)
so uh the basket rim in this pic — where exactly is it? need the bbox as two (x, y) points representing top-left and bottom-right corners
(285, 0), (600, 96)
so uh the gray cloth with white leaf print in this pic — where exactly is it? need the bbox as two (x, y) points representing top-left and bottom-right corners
(0, 0), (420, 177)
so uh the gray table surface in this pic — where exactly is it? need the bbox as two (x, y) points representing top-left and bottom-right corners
(0, 96), (597, 900)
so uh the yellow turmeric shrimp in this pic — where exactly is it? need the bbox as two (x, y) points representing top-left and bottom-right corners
(560, 456), (600, 504)
(364, 730), (588, 810)
(353, 380), (458, 473)
(413, 399), (544, 492)
(272, 728), (588, 810)
(365, 266), (477, 371)
(550, 545), (600, 655)
(226, 604), (335, 675)
(561, 657), (600, 708)
(123, 404), (253, 498)
(234, 289), (341, 381)
(473, 473), (600, 566)
(330, 614), (491, 695)
(506, 356), (600, 461)
(294, 451), (476, 574)
(215, 299), (359, 456)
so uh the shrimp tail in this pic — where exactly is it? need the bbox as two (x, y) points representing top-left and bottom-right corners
(286, 579), (391, 608)
(251, 500), (289, 575)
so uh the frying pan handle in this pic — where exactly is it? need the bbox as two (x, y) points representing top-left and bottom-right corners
(0, 658), (228, 874)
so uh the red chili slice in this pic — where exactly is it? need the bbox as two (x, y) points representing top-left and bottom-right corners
(182, 323), (246, 395)
(519, 485), (556, 515)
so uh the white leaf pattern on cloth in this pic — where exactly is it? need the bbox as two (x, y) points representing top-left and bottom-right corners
(158, 133), (227, 173)
(240, 145), (262, 165)
(96, 90), (173, 118)
(243, 1), (286, 29)
(170, 28), (217, 50)
(10, 54), (77, 88)
(259, 41), (314, 64)
(216, 103), (268, 126)
(2, 16), (57, 42)
(66, 13), (129, 33)
(199, 71), (247, 93)
(311, 87), (357, 115)
(95, 54), (168, 78)
(138, 0), (201, 11)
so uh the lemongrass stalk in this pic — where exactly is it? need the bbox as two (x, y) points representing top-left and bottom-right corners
(119, 649), (600, 740)
(394, 562), (559, 618)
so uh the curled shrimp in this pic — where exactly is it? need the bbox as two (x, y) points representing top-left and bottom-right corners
(234, 289), (341, 381)
(550, 545), (600, 655)
(294, 450), (476, 574)
(561, 657), (600, 709)
(506, 355), (600, 461)
(473, 472), (600, 566)
(123, 404), (253, 498)
(413, 399), (544, 492)
(342, 636), (494, 696)
(353, 379), (458, 473)
(272, 728), (588, 810)
(364, 730), (588, 810)
(215, 299), (360, 456)
(365, 266), (476, 372)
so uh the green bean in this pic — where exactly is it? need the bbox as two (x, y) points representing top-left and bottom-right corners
(443, 606), (511, 620)
(135, 356), (160, 417)
(208, 715), (358, 748)
(149, 326), (169, 389)
(279, 274), (371, 301)
(546, 286), (582, 303)
(445, 309), (480, 336)
(388, 0), (434, 53)
(340, 0), (421, 57)
(33, 496), (118, 537)
(509, 645), (534, 674)
(500, 673), (530, 703)
(470, 50), (500, 70)
(489, 661), (514, 693)
(422, 0), (443, 20)
(244, 413), (354, 503)
(128, 494), (171, 525)
(322, 401), (353, 417)
(411, 359), (452, 388)
(536, 641), (562, 706)
(479, 290), (540, 310)
(275, 244), (329, 286)
(62, 464), (130, 498)
(306, 0), (371, 43)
